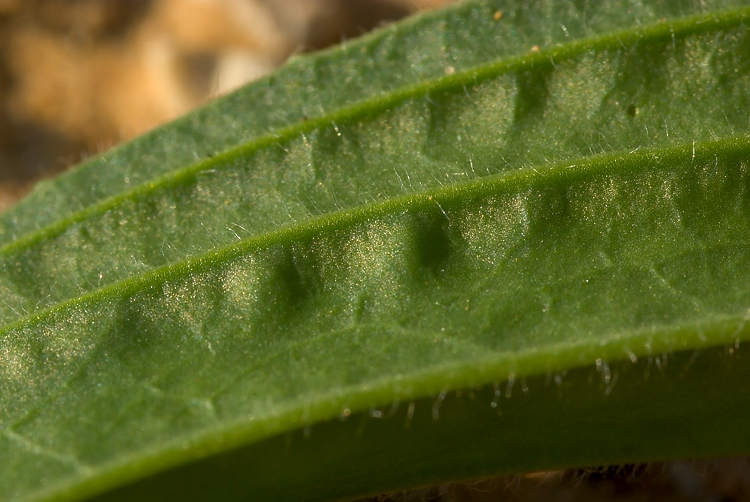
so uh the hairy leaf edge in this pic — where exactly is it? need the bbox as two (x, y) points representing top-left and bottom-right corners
(10, 136), (750, 502)
(2, 6), (747, 256)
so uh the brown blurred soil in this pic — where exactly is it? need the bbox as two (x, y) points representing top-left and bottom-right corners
(356, 460), (750, 502)
(0, 0), (452, 211)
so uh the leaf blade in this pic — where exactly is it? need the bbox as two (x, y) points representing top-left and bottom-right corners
(5, 137), (750, 501)
(3, 3), (750, 501)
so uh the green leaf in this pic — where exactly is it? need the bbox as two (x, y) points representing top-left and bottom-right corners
(4, 0), (749, 245)
(3, 1), (750, 501)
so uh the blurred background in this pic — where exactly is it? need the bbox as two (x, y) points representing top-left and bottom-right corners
(1, 1), (749, 501)
(0, 0), (452, 210)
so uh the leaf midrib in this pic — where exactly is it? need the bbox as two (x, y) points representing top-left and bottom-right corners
(2, 136), (747, 338)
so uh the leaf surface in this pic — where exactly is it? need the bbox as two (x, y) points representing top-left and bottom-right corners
(3, 2), (750, 501)
(2, 0), (748, 243)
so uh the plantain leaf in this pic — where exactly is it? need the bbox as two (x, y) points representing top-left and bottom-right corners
(3, 2), (750, 501)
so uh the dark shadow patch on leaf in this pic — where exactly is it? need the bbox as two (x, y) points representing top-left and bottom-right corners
(513, 64), (554, 126)
(408, 206), (453, 280)
(526, 185), (571, 240)
(259, 244), (326, 329)
(268, 247), (314, 311)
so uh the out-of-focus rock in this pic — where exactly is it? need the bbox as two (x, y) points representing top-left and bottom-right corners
(0, 0), (446, 205)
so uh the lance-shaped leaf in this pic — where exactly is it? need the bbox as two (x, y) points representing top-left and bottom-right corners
(2, 2), (750, 502)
